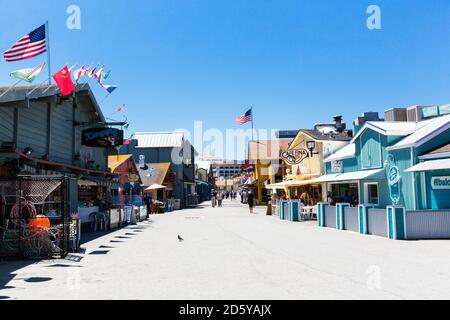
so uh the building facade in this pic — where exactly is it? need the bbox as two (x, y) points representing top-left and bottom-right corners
(119, 132), (197, 209)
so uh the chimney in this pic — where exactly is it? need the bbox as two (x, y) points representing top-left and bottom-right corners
(334, 115), (344, 132)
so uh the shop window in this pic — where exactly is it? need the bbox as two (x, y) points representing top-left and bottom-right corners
(365, 183), (379, 205)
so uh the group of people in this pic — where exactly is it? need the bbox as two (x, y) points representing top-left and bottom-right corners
(211, 190), (239, 208)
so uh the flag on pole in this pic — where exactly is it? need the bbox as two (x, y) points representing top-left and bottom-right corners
(88, 65), (97, 78)
(115, 104), (125, 113)
(10, 63), (46, 83)
(101, 84), (118, 94)
(74, 66), (86, 82)
(103, 69), (112, 80)
(4, 24), (47, 62)
(242, 160), (255, 172)
(235, 108), (253, 125)
(53, 66), (76, 96)
(94, 66), (105, 82)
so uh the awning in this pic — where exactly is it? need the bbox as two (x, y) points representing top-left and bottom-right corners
(267, 178), (320, 189)
(144, 184), (167, 192)
(313, 169), (385, 183)
(78, 179), (98, 187)
(405, 159), (450, 172)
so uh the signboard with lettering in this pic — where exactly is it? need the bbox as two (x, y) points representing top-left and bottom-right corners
(331, 161), (343, 174)
(82, 128), (124, 148)
(432, 176), (450, 190)
(281, 149), (309, 165)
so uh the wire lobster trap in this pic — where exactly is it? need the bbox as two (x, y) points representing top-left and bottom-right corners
(0, 176), (76, 259)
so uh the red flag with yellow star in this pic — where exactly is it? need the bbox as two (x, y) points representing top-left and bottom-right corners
(53, 66), (76, 96)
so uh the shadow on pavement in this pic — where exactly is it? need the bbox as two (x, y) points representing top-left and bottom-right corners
(0, 260), (36, 290)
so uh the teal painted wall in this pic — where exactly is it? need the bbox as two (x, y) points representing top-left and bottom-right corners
(360, 130), (382, 169)
(425, 170), (450, 210)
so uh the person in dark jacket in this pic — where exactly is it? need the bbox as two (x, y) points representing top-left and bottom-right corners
(247, 191), (255, 213)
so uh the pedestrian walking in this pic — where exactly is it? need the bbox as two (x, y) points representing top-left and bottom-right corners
(247, 191), (255, 213)
(211, 190), (217, 208)
(217, 192), (223, 207)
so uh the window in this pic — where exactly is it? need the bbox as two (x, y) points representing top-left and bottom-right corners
(365, 183), (379, 205)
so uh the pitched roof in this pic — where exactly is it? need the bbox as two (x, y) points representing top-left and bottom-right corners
(387, 115), (450, 151)
(248, 140), (290, 161)
(0, 84), (106, 122)
(351, 121), (419, 143)
(134, 132), (184, 148)
(324, 144), (356, 162)
(429, 143), (450, 155)
(138, 163), (171, 187)
(108, 155), (133, 173)
(301, 129), (353, 142)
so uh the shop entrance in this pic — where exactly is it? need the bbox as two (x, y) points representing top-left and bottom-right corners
(290, 184), (323, 206)
(329, 182), (359, 206)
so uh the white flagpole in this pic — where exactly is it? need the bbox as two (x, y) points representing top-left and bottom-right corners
(2, 64), (46, 98)
(251, 106), (254, 141)
(45, 21), (52, 85)
(0, 79), (23, 98)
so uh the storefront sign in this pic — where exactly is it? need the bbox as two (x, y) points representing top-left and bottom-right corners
(387, 162), (401, 206)
(331, 161), (343, 174)
(139, 155), (146, 167)
(82, 128), (124, 148)
(432, 176), (450, 190)
(281, 149), (309, 165)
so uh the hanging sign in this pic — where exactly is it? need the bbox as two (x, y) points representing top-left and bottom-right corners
(82, 128), (124, 148)
(281, 149), (309, 165)
(331, 161), (343, 174)
(387, 164), (401, 205)
(432, 176), (450, 190)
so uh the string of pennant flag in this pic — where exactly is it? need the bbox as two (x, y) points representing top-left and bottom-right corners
(1, 22), (129, 130)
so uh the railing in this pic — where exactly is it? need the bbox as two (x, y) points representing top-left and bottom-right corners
(318, 203), (450, 241)
(343, 207), (359, 232)
(324, 206), (337, 228)
(405, 210), (450, 240)
(367, 208), (388, 237)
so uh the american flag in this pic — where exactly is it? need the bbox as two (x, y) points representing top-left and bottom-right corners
(4, 24), (47, 62)
(235, 108), (253, 125)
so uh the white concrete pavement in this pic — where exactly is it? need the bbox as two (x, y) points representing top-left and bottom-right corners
(1, 199), (450, 300)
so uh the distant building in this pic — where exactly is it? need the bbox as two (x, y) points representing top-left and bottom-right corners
(211, 160), (244, 179)
(118, 131), (198, 209)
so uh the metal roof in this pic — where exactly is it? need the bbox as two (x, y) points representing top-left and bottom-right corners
(351, 121), (419, 143)
(387, 115), (450, 151)
(134, 132), (185, 148)
(313, 168), (385, 183)
(0, 84), (106, 123)
(324, 144), (356, 163)
(405, 159), (450, 172)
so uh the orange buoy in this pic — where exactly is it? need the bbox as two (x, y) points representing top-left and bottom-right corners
(30, 215), (51, 229)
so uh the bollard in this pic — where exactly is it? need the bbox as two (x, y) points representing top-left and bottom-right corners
(336, 203), (350, 230)
(358, 205), (369, 235)
(387, 206), (406, 240)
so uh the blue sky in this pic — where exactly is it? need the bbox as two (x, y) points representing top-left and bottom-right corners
(1, 0), (450, 151)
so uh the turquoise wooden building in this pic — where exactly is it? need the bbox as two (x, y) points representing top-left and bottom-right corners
(321, 108), (450, 211)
